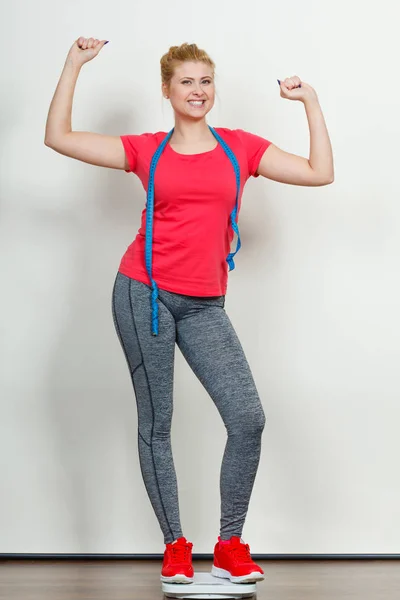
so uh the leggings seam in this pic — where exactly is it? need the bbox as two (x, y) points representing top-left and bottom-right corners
(138, 429), (151, 448)
(112, 277), (173, 539)
(132, 362), (143, 376)
(128, 278), (175, 543)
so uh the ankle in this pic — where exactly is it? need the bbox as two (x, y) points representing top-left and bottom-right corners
(166, 535), (187, 545)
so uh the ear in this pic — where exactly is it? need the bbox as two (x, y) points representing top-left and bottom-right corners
(161, 83), (169, 99)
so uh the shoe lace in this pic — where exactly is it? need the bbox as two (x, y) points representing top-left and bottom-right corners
(228, 542), (252, 562)
(171, 541), (192, 563)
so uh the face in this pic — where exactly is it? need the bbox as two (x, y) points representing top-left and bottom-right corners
(163, 61), (215, 120)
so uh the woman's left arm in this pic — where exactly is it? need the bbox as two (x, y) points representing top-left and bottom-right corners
(256, 76), (334, 187)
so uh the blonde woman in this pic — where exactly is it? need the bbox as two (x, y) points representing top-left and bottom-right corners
(45, 37), (334, 585)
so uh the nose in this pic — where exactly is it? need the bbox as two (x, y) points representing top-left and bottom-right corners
(192, 82), (205, 96)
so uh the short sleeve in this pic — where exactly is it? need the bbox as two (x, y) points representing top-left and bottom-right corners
(235, 129), (272, 178)
(120, 133), (153, 173)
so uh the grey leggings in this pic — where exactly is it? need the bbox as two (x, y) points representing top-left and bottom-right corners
(112, 272), (266, 545)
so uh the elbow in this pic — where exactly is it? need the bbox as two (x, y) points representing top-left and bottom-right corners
(309, 165), (334, 186)
(44, 128), (52, 147)
(325, 166), (335, 185)
(316, 173), (334, 186)
(44, 136), (64, 152)
(44, 136), (55, 149)
(44, 131), (68, 149)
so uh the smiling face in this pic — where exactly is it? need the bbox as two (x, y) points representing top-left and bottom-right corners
(162, 61), (215, 120)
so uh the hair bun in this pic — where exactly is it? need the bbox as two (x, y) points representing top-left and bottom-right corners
(160, 42), (215, 87)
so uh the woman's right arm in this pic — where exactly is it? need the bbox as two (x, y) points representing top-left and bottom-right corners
(44, 37), (129, 171)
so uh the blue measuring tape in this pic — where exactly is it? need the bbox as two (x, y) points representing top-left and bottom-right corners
(145, 125), (241, 336)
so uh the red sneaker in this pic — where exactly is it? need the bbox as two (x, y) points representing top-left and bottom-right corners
(211, 536), (265, 583)
(161, 536), (194, 583)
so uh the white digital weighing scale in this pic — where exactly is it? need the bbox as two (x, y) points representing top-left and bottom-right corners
(162, 572), (257, 599)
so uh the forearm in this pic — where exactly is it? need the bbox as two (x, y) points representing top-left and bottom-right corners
(44, 58), (82, 145)
(304, 96), (334, 182)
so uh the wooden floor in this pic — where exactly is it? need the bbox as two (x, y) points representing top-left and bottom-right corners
(0, 559), (398, 599)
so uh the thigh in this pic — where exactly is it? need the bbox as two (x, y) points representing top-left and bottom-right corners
(176, 303), (265, 431)
(112, 273), (177, 435)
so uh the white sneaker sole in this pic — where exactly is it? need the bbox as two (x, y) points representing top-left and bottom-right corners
(211, 565), (265, 583)
(160, 573), (194, 584)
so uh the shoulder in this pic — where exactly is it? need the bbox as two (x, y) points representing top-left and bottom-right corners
(213, 127), (266, 146)
(120, 131), (170, 172)
(120, 131), (170, 162)
(213, 126), (272, 178)
(122, 131), (168, 145)
(213, 127), (241, 140)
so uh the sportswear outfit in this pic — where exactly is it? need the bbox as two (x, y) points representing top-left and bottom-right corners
(113, 126), (271, 582)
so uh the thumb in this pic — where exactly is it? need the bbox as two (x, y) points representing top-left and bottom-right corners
(277, 79), (301, 89)
(94, 40), (110, 55)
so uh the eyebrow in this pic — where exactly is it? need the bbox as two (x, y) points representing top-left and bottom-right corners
(179, 76), (213, 80)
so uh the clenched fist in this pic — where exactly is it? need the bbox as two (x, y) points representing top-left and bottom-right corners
(277, 76), (318, 104)
(66, 37), (109, 67)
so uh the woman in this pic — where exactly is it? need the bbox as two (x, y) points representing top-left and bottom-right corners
(45, 38), (334, 585)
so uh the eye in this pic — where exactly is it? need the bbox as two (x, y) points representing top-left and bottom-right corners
(181, 79), (212, 84)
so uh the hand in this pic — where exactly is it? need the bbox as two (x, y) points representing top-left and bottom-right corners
(278, 76), (318, 103)
(66, 37), (109, 68)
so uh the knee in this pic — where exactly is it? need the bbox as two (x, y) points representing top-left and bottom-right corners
(228, 409), (266, 436)
(254, 410), (266, 433)
(259, 410), (266, 431)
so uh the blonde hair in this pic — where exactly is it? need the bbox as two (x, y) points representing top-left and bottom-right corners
(160, 42), (216, 89)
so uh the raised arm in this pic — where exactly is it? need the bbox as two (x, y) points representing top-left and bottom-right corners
(44, 37), (129, 171)
(256, 77), (334, 186)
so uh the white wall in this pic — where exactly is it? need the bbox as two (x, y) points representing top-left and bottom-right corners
(1, 0), (399, 554)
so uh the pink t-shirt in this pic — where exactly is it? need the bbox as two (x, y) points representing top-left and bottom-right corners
(119, 127), (272, 296)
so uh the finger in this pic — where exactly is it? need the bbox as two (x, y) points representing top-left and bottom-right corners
(291, 76), (301, 87)
(96, 40), (109, 53)
(287, 78), (301, 90)
(88, 37), (94, 49)
(93, 39), (100, 48)
(77, 37), (84, 48)
(81, 38), (88, 50)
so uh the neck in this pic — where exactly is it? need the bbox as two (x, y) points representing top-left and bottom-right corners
(171, 118), (212, 143)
